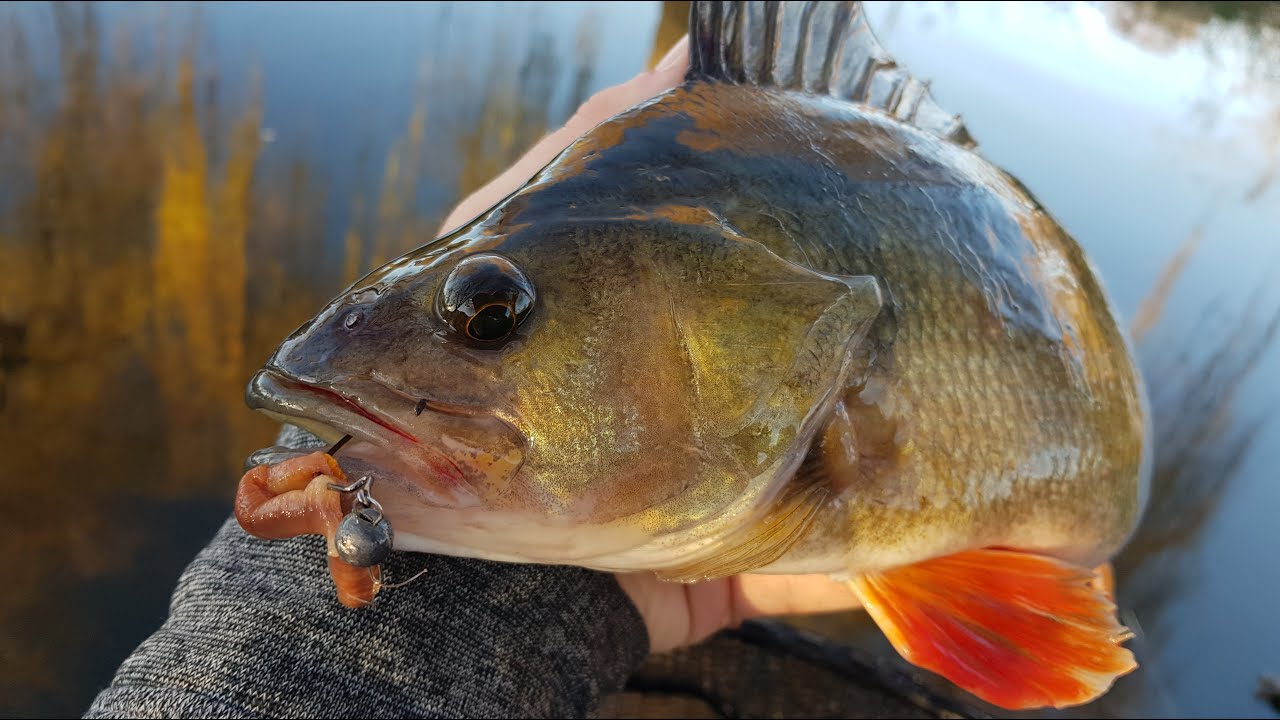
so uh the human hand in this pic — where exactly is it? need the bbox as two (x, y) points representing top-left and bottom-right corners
(439, 36), (862, 654)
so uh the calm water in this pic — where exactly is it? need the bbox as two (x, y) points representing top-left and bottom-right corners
(0, 2), (1276, 717)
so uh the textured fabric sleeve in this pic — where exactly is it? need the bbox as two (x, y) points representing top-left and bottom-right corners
(83, 514), (651, 719)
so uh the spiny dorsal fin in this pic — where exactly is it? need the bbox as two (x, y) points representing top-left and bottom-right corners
(687, 1), (977, 149)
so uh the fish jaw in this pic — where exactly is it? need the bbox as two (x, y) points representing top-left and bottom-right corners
(243, 368), (717, 569)
(372, 443), (802, 572)
(245, 368), (504, 511)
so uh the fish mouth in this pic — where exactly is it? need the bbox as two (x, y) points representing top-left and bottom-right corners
(245, 368), (479, 508)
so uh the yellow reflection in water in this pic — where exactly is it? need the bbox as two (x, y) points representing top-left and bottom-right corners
(0, 2), (617, 711)
(152, 58), (263, 483)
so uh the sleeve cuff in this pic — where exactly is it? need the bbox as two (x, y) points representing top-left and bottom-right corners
(86, 515), (650, 719)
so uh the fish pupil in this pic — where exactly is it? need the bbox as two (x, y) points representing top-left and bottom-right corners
(467, 303), (515, 342)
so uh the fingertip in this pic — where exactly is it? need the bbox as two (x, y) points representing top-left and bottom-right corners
(733, 574), (862, 620)
(655, 35), (690, 73)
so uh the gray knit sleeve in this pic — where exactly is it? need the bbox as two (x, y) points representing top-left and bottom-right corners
(83, 515), (651, 719)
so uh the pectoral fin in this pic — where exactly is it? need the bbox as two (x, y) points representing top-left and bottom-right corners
(849, 549), (1137, 710)
(657, 482), (830, 582)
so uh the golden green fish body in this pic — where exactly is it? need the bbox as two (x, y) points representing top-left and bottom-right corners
(640, 83), (1151, 576)
(243, 0), (1150, 588)
(537, 80), (1151, 578)
(246, 77), (1147, 579)
(240, 3), (1151, 708)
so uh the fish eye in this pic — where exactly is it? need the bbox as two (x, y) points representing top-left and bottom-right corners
(466, 303), (516, 342)
(438, 254), (535, 344)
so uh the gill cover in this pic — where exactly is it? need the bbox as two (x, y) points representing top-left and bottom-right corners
(592, 211), (881, 571)
(646, 219), (882, 450)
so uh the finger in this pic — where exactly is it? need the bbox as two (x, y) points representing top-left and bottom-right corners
(731, 574), (863, 623)
(439, 35), (691, 235)
(684, 576), (733, 648)
(613, 570), (697, 654)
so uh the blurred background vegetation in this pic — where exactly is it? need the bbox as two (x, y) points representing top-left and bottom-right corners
(0, 2), (1277, 717)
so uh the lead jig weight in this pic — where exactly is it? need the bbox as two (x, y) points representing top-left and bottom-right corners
(327, 458), (395, 568)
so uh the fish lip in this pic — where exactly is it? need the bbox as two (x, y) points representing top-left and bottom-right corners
(245, 368), (474, 507)
(247, 367), (419, 444)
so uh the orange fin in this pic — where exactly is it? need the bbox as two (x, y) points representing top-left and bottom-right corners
(849, 549), (1137, 710)
(1091, 561), (1116, 603)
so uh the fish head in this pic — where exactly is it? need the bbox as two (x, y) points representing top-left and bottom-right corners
(247, 213), (881, 567)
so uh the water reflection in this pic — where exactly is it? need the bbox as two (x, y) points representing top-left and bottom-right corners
(0, 2), (655, 715)
(0, 2), (1277, 718)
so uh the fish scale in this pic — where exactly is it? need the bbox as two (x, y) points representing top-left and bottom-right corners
(235, 2), (1149, 710)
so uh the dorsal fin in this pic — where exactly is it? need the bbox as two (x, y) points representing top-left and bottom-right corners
(687, 1), (977, 149)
